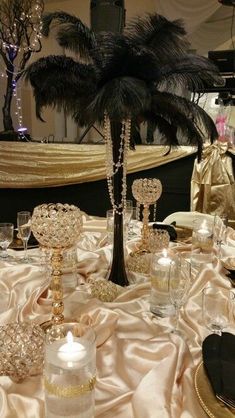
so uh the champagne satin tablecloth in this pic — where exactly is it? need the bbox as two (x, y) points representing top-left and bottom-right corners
(0, 215), (235, 418)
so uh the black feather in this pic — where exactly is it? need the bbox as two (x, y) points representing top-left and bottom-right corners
(42, 12), (95, 59)
(25, 55), (97, 120)
(88, 77), (151, 122)
(25, 10), (222, 156)
(126, 14), (188, 62)
(155, 54), (223, 91)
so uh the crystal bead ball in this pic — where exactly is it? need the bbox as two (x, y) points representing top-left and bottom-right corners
(0, 322), (44, 382)
(31, 203), (83, 249)
(132, 178), (162, 205)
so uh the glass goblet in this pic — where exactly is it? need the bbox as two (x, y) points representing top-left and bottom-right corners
(17, 211), (31, 262)
(214, 214), (228, 259)
(124, 201), (133, 241)
(168, 257), (191, 334)
(0, 223), (14, 259)
(202, 287), (233, 336)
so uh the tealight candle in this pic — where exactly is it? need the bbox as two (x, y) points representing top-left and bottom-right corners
(157, 249), (172, 266)
(197, 220), (211, 238)
(44, 323), (96, 418)
(191, 218), (214, 266)
(58, 331), (86, 367)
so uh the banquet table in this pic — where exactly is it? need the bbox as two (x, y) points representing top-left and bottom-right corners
(0, 213), (235, 418)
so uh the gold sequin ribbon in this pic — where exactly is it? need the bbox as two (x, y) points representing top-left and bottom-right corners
(44, 375), (96, 398)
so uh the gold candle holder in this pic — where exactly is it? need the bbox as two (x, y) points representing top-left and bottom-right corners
(132, 178), (162, 251)
(31, 203), (82, 328)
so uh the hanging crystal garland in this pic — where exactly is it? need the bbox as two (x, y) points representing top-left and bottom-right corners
(104, 113), (131, 215)
(153, 202), (157, 222)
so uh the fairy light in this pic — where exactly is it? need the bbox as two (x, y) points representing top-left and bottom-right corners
(0, 0), (44, 133)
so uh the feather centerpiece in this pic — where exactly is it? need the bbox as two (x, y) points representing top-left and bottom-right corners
(25, 11), (222, 286)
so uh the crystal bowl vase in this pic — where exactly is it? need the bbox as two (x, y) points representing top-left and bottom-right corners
(31, 203), (82, 325)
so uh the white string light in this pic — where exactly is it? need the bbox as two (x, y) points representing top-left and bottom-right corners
(0, 0), (44, 133)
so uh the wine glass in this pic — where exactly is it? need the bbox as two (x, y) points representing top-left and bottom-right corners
(0, 223), (14, 259)
(202, 287), (233, 336)
(124, 200), (133, 240)
(168, 257), (191, 334)
(17, 211), (31, 262)
(214, 214), (228, 259)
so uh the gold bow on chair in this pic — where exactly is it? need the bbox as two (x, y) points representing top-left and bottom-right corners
(191, 141), (235, 218)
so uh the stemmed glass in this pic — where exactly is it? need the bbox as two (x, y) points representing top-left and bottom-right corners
(168, 257), (191, 334)
(202, 287), (233, 336)
(0, 223), (14, 259)
(124, 200), (133, 240)
(214, 214), (228, 259)
(17, 211), (31, 262)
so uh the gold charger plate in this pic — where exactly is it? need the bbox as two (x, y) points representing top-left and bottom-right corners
(194, 362), (235, 418)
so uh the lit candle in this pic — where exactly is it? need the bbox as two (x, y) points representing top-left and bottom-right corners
(44, 324), (96, 418)
(150, 250), (175, 317)
(197, 220), (211, 237)
(157, 249), (172, 266)
(58, 331), (86, 366)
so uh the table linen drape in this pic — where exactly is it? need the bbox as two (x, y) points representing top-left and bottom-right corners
(0, 143), (196, 188)
(0, 214), (234, 418)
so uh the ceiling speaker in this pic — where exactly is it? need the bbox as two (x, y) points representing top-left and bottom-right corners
(90, 0), (125, 33)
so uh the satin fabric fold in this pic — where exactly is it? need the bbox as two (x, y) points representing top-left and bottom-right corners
(191, 141), (235, 218)
(0, 216), (234, 418)
(0, 142), (196, 188)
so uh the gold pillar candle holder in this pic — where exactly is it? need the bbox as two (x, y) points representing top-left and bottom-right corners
(148, 229), (170, 253)
(132, 178), (162, 251)
(31, 203), (82, 327)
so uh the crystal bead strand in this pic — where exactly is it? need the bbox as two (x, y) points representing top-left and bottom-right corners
(104, 114), (131, 215)
(153, 202), (157, 222)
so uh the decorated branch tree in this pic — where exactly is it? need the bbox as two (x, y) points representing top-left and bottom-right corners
(26, 11), (222, 286)
(0, 0), (44, 138)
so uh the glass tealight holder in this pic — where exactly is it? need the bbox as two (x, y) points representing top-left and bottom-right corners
(44, 322), (96, 418)
(150, 250), (176, 317)
(191, 219), (214, 267)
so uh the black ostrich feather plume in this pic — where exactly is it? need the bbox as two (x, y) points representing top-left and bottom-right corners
(25, 11), (223, 154)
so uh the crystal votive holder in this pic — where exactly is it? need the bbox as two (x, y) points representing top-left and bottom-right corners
(0, 322), (44, 382)
(150, 251), (176, 317)
(191, 219), (214, 267)
(44, 323), (96, 418)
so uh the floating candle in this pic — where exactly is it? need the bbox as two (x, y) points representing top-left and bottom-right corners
(157, 249), (172, 266)
(58, 331), (86, 365)
(197, 220), (211, 237)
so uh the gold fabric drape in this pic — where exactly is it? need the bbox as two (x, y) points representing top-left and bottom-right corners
(191, 141), (235, 218)
(0, 142), (196, 188)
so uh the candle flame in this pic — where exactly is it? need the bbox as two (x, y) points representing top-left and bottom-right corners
(163, 249), (167, 257)
(66, 331), (74, 345)
(201, 220), (207, 229)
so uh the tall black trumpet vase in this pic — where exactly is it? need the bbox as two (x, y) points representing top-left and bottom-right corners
(107, 120), (129, 286)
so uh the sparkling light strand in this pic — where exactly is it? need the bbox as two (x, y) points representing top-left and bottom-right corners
(0, 0), (44, 132)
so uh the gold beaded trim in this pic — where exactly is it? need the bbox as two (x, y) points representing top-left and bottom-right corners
(194, 363), (215, 418)
(44, 375), (96, 398)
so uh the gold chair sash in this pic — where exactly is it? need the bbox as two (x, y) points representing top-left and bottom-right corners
(191, 141), (235, 218)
